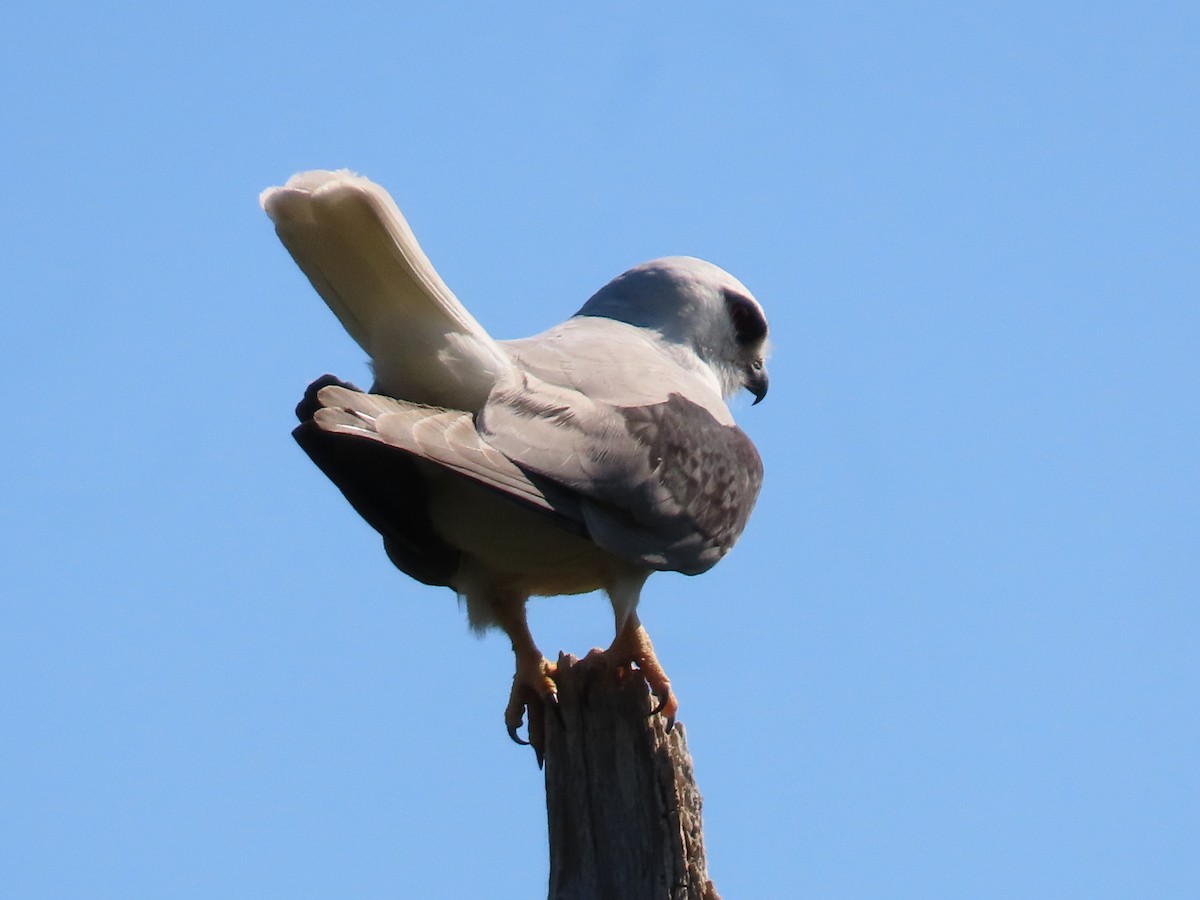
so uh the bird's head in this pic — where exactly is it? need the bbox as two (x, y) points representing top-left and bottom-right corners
(576, 256), (770, 404)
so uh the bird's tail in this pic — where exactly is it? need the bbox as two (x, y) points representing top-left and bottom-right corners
(262, 170), (511, 409)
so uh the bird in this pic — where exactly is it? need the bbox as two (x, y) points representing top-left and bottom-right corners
(261, 170), (768, 760)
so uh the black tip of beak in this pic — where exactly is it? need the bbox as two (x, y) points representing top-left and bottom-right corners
(748, 366), (769, 405)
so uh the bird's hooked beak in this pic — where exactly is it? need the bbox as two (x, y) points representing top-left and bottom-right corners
(745, 361), (769, 405)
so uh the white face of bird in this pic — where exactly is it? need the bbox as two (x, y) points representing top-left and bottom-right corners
(576, 256), (769, 403)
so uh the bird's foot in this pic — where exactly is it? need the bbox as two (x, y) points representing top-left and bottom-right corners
(583, 623), (678, 731)
(504, 653), (560, 767)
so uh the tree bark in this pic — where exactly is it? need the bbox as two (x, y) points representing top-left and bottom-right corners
(543, 653), (720, 900)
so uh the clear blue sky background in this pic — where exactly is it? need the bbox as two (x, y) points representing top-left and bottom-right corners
(3, 3), (1196, 898)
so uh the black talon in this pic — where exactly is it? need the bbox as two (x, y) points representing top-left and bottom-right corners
(648, 689), (672, 718)
(665, 715), (676, 733)
(507, 724), (530, 747)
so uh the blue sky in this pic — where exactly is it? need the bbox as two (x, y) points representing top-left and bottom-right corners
(3, 3), (1196, 897)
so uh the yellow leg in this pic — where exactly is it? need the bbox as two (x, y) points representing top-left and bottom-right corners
(604, 612), (678, 729)
(493, 598), (558, 765)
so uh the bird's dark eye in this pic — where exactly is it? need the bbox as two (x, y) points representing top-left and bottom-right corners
(724, 290), (767, 346)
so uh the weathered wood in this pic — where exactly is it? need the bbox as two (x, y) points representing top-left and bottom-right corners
(543, 653), (720, 900)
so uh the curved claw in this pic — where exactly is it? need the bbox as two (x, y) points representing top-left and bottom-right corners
(648, 689), (678, 732)
(648, 688), (672, 718)
(507, 723), (531, 746)
(604, 621), (679, 728)
(504, 654), (559, 763)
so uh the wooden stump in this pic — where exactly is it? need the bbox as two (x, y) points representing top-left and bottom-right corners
(543, 653), (720, 900)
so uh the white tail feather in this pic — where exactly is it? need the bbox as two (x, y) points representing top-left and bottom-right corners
(262, 170), (511, 410)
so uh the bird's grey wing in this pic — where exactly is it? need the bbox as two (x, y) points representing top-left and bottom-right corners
(477, 365), (763, 575)
(295, 378), (587, 547)
(294, 377), (459, 586)
(263, 171), (511, 409)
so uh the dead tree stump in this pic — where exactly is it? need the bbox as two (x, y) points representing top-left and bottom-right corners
(542, 653), (720, 900)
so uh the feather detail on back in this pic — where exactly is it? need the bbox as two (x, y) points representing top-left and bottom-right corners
(297, 377), (586, 537)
